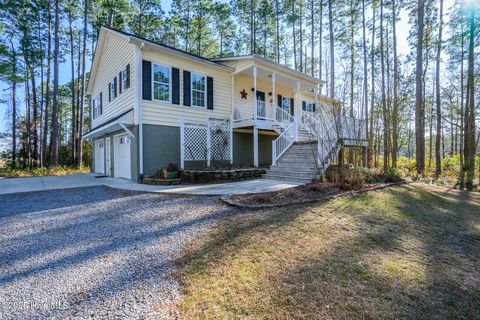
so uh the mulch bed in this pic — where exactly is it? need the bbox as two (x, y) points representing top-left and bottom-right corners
(222, 181), (408, 209)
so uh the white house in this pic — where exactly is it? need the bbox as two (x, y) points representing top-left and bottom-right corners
(84, 26), (367, 183)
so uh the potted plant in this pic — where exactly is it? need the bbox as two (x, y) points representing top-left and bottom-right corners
(166, 163), (179, 179)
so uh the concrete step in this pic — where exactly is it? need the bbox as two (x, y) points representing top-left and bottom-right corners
(266, 169), (319, 178)
(271, 162), (319, 170)
(263, 173), (314, 183)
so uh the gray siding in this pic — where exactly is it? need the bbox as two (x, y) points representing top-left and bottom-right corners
(233, 132), (275, 166)
(142, 124), (181, 176)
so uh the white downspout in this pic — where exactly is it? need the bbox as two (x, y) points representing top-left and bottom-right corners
(135, 43), (144, 176)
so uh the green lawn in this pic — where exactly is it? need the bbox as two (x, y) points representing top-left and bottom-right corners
(176, 184), (480, 319)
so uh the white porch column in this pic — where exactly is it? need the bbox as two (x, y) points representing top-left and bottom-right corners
(253, 65), (257, 120)
(253, 126), (259, 167)
(296, 80), (301, 119)
(207, 118), (211, 167)
(271, 73), (276, 120)
(180, 118), (185, 170)
(230, 75), (234, 164)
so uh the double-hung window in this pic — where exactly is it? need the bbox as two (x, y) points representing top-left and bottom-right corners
(191, 73), (206, 108)
(121, 68), (128, 92)
(93, 95), (101, 119)
(153, 64), (171, 102)
(109, 79), (116, 100)
(305, 102), (315, 112)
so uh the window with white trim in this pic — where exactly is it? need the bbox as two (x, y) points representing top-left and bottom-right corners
(153, 64), (171, 102)
(109, 79), (116, 100)
(305, 102), (315, 112)
(191, 73), (206, 108)
(93, 95), (101, 119)
(121, 68), (128, 92)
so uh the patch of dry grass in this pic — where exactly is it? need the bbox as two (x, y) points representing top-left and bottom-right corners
(176, 184), (480, 319)
(0, 166), (90, 178)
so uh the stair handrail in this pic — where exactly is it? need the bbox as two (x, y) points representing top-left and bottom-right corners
(272, 120), (297, 165)
(299, 110), (339, 170)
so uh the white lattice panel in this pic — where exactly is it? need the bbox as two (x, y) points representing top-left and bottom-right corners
(210, 119), (231, 161)
(184, 123), (207, 161)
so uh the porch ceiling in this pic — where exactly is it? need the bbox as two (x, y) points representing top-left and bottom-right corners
(234, 64), (318, 93)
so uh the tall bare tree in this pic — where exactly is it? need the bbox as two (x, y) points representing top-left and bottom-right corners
(415, 0), (426, 174)
(434, 0), (443, 176)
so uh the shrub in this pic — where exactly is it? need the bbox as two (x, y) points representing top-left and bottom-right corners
(325, 165), (364, 191)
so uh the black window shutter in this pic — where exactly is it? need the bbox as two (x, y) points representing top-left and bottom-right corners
(99, 92), (103, 115)
(302, 101), (306, 111)
(183, 70), (191, 106)
(92, 98), (96, 119)
(119, 71), (123, 94)
(313, 103), (316, 112)
(108, 83), (111, 102)
(172, 68), (180, 105)
(142, 60), (152, 100)
(277, 94), (282, 107)
(114, 77), (117, 97)
(207, 76), (213, 110)
(126, 64), (130, 89)
(290, 98), (295, 115)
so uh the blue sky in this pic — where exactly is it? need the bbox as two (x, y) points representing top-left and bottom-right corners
(0, 0), (455, 151)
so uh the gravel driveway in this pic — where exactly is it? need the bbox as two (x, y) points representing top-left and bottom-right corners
(0, 186), (235, 319)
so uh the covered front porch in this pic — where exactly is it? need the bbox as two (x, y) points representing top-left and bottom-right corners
(217, 55), (322, 167)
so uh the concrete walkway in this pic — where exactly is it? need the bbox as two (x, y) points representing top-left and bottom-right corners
(0, 174), (301, 196)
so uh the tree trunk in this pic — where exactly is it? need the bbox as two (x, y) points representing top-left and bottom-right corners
(380, 0), (389, 172)
(368, 0), (376, 167)
(318, 0), (323, 86)
(78, 0), (88, 168)
(328, 0), (334, 99)
(459, 21), (465, 188)
(362, 0), (368, 167)
(415, 0), (425, 174)
(42, 0), (52, 167)
(292, 1), (297, 70)
(464, 10), (476, 190)
(51, 0), (60, 166)
(69, 13), (77, 166)
(310, 0), (314, 77)
(391, 0), (399, 168)
(275, 0), (280, 63)
(299, 0), (303, 73)
(434, 0), (443, 176)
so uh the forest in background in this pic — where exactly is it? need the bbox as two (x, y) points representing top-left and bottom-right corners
(0, 0), (478, 189)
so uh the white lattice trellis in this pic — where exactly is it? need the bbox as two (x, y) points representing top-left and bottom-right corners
(180, 118), (232, 169)
(210, 119), (231, 162)
(183, 123), (208, 161)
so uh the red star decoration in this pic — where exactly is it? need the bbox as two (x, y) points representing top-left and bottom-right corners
(240, 89), (248, 100)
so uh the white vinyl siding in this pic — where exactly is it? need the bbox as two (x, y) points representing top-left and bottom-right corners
(142, 49), (232, 127)
(153, 64), (171, 102)
(90, 32), (135, 128)
(191, 73), (206, 108)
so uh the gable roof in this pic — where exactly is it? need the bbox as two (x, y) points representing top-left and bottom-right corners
(87, 26), (323, 95)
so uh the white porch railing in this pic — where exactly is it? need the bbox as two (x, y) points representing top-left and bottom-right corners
(272, 121), (297, 165)
(232, 101), (294, 129)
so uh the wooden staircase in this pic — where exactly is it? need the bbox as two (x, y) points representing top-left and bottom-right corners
(263, 141), (321, 183)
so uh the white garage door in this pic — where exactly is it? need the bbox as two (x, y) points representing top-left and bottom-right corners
(94, 140), (105, 174)
(114, 134), (131, 179)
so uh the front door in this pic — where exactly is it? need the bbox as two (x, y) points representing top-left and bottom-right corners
(94, 139), (105, 174)
(256, 91), (266, 118)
